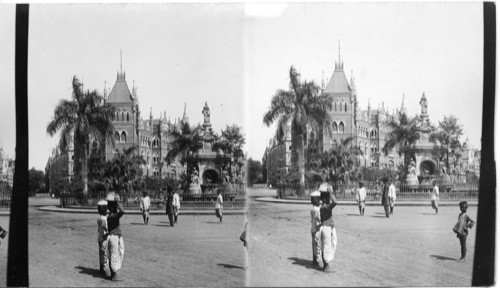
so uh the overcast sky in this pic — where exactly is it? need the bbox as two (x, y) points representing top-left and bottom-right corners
(0, 3), (485, 170)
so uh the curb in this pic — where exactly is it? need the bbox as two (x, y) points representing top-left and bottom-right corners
(253, 197), (478, 207)
(37, 206), (246, 215)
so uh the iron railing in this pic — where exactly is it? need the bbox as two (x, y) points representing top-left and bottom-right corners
(59, 183), (247, 210)
(276, 182), (479, 201)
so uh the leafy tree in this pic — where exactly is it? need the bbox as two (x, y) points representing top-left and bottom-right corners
(383, 111), (420, 156)
(263, 66), (333, 195)
(430, 115), (464, 170)
(247, 158), (263, 186)
(46, 76), (115, 198)
(29, 168), (45, 196)
(213, 124), (246, 180)
(165, 120), (203, 165)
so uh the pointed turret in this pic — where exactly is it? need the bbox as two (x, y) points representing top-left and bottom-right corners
(103, 81), (108, 100)
(108, 51), (133, 103)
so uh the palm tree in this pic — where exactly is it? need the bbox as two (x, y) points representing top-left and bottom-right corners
(263, 66), (333, 195)
(165, 120), (203, 165)
(47, 76), (115, 198)
(329, 137), (363, 184)
(383, 111), (420, 156)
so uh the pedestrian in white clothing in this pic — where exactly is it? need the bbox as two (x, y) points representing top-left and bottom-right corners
(139, 190), (150, 225)
(388, 179), (397, 215)
(319, 189), (338, 273)
(173, 190), (180, 223)
(309, 190), (322, 267)
(355, 182), (367, 216)
(431, 180), (439, 214)
(215, 190), (223, 223)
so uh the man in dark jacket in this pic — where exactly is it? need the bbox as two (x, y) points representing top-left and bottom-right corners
(381, 178), (390, 218)
(106, 192), (125, 281)
(165, 186), (175, 227)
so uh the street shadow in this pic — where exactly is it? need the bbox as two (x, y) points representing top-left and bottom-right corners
(204, 222), (222, 224)
(217, 263), (245, 270)
(374, 212), (386, 215)
(153, 224), (172, 227)
(421, 213), (437, 215)
(346, 214), (362, 216)
(370, 215), (388, 218)
(430, 255), (457, 261)
(129, 223), (146, 225)
(288, 257), (322, 271)
(74, 266), (107, 279)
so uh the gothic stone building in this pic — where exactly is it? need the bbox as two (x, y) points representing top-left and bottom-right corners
(265, 55), (403, 184)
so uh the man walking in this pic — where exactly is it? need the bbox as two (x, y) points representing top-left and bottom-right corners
(388, 179), (396, 215)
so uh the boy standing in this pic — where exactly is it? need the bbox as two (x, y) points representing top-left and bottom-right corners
(215, 190), (223, 223)
(431, 180), (439, 214)
(453, 201), (475, 261)
(388, 179), (396, 215)
(319, 189), (338, 272)
(106, 192), (125, 281)
(139, 191), (150, 225)
(355, 182), (366, 216)
(97, 200), (108, 275)
(309, 191), (322, 267)
(173, 189), (180, 224)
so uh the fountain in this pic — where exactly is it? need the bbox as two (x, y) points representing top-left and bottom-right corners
(185, 102), (232, 196)
(404, 93), (449, 186)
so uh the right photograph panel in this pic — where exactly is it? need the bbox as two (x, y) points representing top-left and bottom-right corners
(245, 2), (484, 286)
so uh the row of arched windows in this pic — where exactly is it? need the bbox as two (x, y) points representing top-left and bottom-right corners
(333, 102), (349, 112)
(332, 122), (345, 133)
(115, 111), (131, 122)
(114, 131), (127, 143)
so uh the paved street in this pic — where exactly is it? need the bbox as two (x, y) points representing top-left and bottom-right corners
(28, 198), (246, 287)
(247, 188), (477, 287)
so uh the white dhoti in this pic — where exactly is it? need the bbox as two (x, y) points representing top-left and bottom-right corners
(320, 226), (337, 263)
(107, 235), (125, 271)
(311, 231), (321, 261)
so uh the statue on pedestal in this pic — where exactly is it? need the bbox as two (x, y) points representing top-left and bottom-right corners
(419, 93), (428, 115)
(202, 102), (211, 125)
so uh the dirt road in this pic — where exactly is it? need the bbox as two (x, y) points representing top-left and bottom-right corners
(247, 196), (477, 287)
(29, 200), (246, 287)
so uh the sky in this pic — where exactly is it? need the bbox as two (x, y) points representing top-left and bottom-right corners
(0, 3), (485, 170)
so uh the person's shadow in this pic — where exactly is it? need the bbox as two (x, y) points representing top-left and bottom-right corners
(288, 257), (322, 271)
(217, 263), (245, 270)
(74, 266), (108, 279)
(430, 255), (457, 261)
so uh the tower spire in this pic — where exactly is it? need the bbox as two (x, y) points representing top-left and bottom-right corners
(338, 39), (341, 69)
(120, 49), (123, 74)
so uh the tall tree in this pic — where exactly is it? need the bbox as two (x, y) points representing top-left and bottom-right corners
(430, 115), (464, 172)
(264, 66), (333, 195)
(28, 168), (45, 196)
(165, 120), (203, 165)
(383, 111), (420, 156)
(213, 124), (246, 179)
(47, 76), (115, 198)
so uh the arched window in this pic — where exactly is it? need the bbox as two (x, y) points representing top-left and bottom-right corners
(345, 103), (348, 112)
(127, 112), (130, 122)
(332, 122), (338, 133)
(339, 122), (345, 133)
(114, 131), (120, 142)
(121, 131), (126, 143)
(334, 102), (337, 112)
(364, 141), (368, 155)
(115, 112), (119, 121)
(147, 151), (150, 163)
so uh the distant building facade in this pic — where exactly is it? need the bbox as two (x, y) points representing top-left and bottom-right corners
(0, 147), (15, 187)
(47, 68), (190, 188)
(265, 53), (405, 184)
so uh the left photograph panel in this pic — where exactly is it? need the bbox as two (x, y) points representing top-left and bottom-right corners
(28, 4), (248, 287)
(0, 5), (16, 287)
